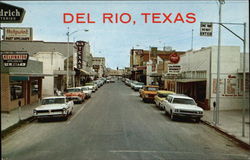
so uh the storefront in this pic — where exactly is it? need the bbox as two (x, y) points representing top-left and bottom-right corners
(1, 59), (45, 112)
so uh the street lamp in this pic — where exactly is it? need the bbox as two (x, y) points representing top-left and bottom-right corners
(66, 27), (89, 88)
(214, 0), (225, 126)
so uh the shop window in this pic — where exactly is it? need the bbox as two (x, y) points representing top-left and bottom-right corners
(10, 81), (23, 100)
(31, 80), (39, 95)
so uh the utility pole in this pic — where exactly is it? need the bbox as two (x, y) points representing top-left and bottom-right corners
(66, 27), (70, 88)
(191, 29), (194, 50)
(215, 0), (224, 126)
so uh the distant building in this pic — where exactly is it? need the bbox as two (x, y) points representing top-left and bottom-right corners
(92, 57), (106, 78)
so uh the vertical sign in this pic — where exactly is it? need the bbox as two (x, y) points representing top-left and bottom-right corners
(200, 22), (213, 37)
(75, 41), (86, 69)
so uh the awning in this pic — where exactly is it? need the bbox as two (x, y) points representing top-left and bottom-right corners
(74, 67), (90, 75)
(9, 72), (52, 77)
(176, 78), (206, 83)
(150, 73), (162, 77)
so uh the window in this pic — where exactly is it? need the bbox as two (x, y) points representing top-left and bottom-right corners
(172, 98), (196, 105)
(10, 81), (23, 100)
(31, 80), (39, 95)
(41, 98), (65, 105)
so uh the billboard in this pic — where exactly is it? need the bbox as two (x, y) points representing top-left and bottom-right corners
(3, 27), (33, 41)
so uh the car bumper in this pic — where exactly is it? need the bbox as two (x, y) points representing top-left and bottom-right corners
(173, 113), (203, 118)
(34, 113), (68, 119)
(66, 96), (82, 102)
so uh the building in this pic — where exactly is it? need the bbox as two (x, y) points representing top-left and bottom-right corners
(92, 57), (106, 78)
(164, 46), (249, 110)
(1, 40), (96, 88)
(1, 58), (44, 112)
(130, 48), (185, 85)
(32, 52), (66, 96)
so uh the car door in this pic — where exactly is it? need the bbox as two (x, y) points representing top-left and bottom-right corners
(165, 96), (172, 113)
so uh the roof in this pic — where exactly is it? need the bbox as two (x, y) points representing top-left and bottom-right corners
(42, 96), (66, 99)
(145, 85), (159, 87)
(168, 94), (193, 99)
(157, 90), (175, 94)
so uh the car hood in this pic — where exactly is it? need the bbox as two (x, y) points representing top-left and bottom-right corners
(172, 104), (203, 111)
(82, 90), (92, 94)
(134, 85), (144, 88)
(144, 91), (157, 95)
(64, 92), (82, 96)
(35, 104), (67, 110)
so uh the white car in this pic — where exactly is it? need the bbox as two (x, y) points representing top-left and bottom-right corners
(33, 96), (74, 120)
(132, 82), (145, 91)
(78, 86), (92, 98)
(162, 94), (203, 122)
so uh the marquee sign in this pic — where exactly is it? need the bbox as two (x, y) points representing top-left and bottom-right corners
(1, 52), (29, 67)
(75, 41), (86, 69)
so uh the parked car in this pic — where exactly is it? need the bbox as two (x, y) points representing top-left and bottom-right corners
(140, 85), (159, 102)
(64, 88), (85, 103)
(154, 90), (175, 110)
(132, 82), (145, 91)
(33, 96), (74, 120)
(85, 82), (98, 92)
(130, 81), (138, 89)
(77, 86), (92, 98)
(162, 94), (203, 122)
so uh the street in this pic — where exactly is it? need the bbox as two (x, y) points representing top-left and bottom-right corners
(2, 81), (250, 160)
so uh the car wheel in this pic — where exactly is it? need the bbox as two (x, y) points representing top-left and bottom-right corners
(195, 118), (200, 123)
(170, 111), (175, 121)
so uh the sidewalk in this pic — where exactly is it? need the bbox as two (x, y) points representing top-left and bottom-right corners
(1, 102), (39, 132)
(202, 110), (250, 146)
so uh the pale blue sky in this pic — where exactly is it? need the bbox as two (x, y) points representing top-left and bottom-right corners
(2, 1), (249, 69)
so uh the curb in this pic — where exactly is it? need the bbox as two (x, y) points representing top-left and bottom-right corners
(201, 119), (250, 150)
(1, 116), (35, 139)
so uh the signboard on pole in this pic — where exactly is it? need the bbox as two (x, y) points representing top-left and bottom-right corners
(168, 64), (181, 74)
(3, 27), (33, 41)
(0, 2), (26, 23)
(200, 22), (213, 37)
(1, 52), (29, 67)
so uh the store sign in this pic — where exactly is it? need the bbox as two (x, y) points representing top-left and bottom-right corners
(169, 53), (180, 64)
(75, 41), (86, 69)
(200, 22), (213, 37)
(168, 64), (181, 74)
(3, 27), (33, 41)
(0, 2), (26, 23)
(2, 52), (29, 67)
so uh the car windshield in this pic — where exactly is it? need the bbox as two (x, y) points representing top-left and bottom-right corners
(67, 88), (81, 92)
(85, 83), (94, 86)
(136, 82), (144, 85)
(172, 98), (196, 105)
(158, 93), (172, 98)
(81, 87), (89, 91)
(41, 98), (65, 105)
(147, 87), (158, 91)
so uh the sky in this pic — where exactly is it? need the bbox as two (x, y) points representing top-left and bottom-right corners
(1, 0), (249, 69)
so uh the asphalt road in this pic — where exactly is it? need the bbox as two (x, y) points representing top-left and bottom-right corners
(2, 81), (250, 160)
